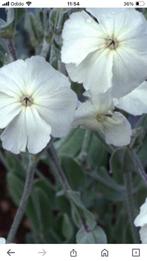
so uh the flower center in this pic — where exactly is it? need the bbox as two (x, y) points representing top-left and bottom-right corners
(96, 114), (106, 122)
(105, 38), (119, 50)
(21, 95), (33, 107)
(96, 113), (112, 122)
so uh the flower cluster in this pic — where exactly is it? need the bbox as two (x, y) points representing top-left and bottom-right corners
(1, 8), (147, 153)
(61, 8), (147, 147)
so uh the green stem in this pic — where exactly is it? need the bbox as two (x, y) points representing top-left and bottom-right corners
(7, 155), (37, 243)
(40, 38), (50, 58)
(0, 151), (11, 172)
(123, 171), (139, 243)
(47, 141), (91, 231)
(130, 149), (147, 186)
(7, 39), (17, 60)
(78, 130), (92, 163)
(47, 141), (71, 191)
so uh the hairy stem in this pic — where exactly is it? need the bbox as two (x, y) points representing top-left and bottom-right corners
(123, 171), (139, 243)
(78, 130), (92, 163)
(7, 39), (17, 60)
(40, 38), (50, 58)
(7, 155), (37, 243)
(0, 151), (11, 172)
(47, 141), (91, 230)
(130, 149), (147, 186)
(48, 141), (71, 191)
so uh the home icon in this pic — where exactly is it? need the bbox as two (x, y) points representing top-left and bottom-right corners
(101, 249), (109, 257)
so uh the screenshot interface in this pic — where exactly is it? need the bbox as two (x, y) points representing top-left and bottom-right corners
(0, 0), (147, 260)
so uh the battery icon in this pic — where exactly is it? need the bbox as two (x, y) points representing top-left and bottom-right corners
(136, 1), (145, 5)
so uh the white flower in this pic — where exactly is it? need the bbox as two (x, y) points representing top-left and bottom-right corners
(85, 8), (126, 17)
(0, 237), (6, 244)
(114, 81), (147, 116)
(0, 56), (77, 154)
(61, 8), (147, 98)
(73, 91), (132, 146)
(134, 198), (147, 243)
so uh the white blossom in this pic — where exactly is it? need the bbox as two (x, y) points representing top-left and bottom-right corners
(61, 8), (147, 98)
(0, 56), (77, 154)
(73, 91), (132, 147)
(0, 237), (6, 244)
(114, 81), (147, 116)
(134, 198), (147, 243)
(85, 8), (126, 17)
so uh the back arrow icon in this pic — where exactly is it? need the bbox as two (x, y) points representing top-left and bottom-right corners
(7, 249), (15, 256)
(38, 249), (47, 256)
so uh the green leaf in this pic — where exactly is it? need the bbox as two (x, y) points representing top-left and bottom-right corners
(15, 9), (25, 23)
(61, 156), (86, 190)
(110, 148), (135, 184)
(57, 128), (85, 158)
(89, 167), (125, 202)
(24, 10), (44, 49)
(67, 190), (86, 210)
(62, 213), (74, 241)
(76, 226), (107, 243)
(71, 202), (83, 228)
(27, 185), (54, 242)
(67, 190), (96, 230)
(7, 172), (24, 205)
(7, 170), (56, 243)
(88, 134), (108, 167)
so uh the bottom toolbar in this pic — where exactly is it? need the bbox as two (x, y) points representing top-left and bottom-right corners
(0, 244), (146, 261)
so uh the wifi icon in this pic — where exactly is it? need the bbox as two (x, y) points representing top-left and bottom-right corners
(26, 1), (32, 6)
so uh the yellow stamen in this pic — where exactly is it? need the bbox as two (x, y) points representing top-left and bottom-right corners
(21, 95), (33, 107)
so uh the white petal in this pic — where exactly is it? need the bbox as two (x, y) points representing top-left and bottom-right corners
(73, 100), (103, 132)
(0, 92), (17, 108)
(33, 73), (71, 103)
(134, 198), (147, 227)
(26, 107), (51, 154)
(0, 238), (6, 244)
(66, 49), (113, 93)
(26, 56), (71, 97)
(25, 56), (52, 84)
(74, 99), (132, 147)
(139, 225), (147, 243)
(1, 110), (27, 154)
(116, 82), (147, 116)
(86, 8), (127, 18)
(87, 9), (147, 42)
(104, 112), (132, 146)
(0, 93), (21, 129)
(61, 11), (103, 65)
(35, 88), (77, 137)
(114, 9), (147, 41)
(90, 90), (113, 113)
(112, 47), (147, 98)
(74, 100), (96, 121)
(0, 60), (26, 96)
